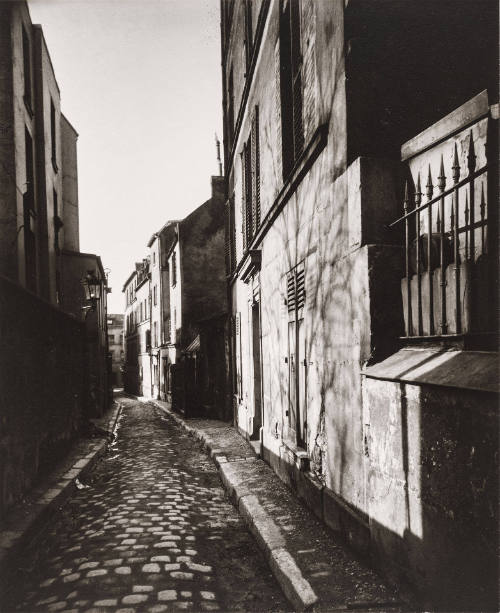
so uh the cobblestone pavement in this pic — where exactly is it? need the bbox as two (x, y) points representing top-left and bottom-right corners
(5, 397), (289, 613)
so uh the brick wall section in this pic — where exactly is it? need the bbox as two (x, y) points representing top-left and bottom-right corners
(0, 275), (85, 519)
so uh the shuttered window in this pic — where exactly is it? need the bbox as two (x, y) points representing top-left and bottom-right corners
(287, 262), (306, 314)
(241, 107), (261, 252)
(279, 0), (303, 179)
(22, 26), (32, 110)
(228, 67), (235, 149)
(171, 251), (177, 286)
(225, 195), (237, 275)
(244, 0), (253, 70)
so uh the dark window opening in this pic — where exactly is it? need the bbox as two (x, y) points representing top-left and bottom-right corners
(228, 67), (235, 149)
(171, 251), (177, 286)
(244, 0), (253, 70)
(24, 128), (36, 292)
(53, 188), (62, 252)
(242, 107), (260, 250)
(50, 99), (57, 171)
(280, 0), (303, 179)
(225, 194), (237, 275)
(22, 26), (32, 113)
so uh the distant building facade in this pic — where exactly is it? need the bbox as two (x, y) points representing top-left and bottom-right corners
(107, 313), (124, 387)
(148, 221), (177, 401)
(220, 0), (498, 609)
(0, 0), (109, 517)
(123, 259), (151, 397)
(165, 177), (228, 418)
(123, 177), (229, 419)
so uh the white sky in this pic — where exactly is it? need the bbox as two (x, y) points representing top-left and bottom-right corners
(27, 0), (223, 314)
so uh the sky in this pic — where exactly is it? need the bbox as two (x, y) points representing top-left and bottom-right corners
(27, 0), (223, 314)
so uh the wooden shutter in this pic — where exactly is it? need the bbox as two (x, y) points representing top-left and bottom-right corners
(241, 151), (247, 252)
(287, 263), (306, 315)
(295, 264), (305, 310)
(244, 141), (253, 246)
(301, 0), (316, 143)
(287, 271), (296, 313)
(230, 194), (236, 271)
(225, 200), (231, 274)
(279, 0), (294, 178)
(251, 107), (260, 234)
(244, 0), (253, 70)
(235, 312), (242, 399)
(274, 38), (283, 183)
(290, 0), (304, 160)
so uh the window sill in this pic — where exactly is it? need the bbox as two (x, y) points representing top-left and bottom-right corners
(281, 437), (309, 471)
(362, 347), (499, 393)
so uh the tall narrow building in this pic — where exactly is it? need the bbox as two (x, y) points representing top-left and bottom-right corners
(220, 0), (498, 608)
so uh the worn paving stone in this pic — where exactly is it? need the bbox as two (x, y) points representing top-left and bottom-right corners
(5, 396), (288, 612)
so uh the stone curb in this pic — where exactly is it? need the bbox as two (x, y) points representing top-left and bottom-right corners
(0, 402), (123, 603)
(148, 399), (318, 611)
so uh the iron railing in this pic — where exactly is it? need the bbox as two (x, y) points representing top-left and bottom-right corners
(390, 131), (491, 338)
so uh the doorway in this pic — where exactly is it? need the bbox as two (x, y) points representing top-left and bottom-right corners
(251, 300), (263, 439)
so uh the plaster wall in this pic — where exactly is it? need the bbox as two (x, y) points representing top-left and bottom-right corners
(60, 114), (79, 251)
(168, 242), (182, 347)
(230, 0), (403, 513)
(363, 376), (498, 609)
(180, 182), (226, 347)
(0, 3), (36, 287)
(33, 25), (61, 304)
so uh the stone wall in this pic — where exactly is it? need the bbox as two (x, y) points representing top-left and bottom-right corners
(363, 372), (498, 609)
(0, 275), (85, 519)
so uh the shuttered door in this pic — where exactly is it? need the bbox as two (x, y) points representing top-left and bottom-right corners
(286, 261), (307, 448)
(235, 312), (242, 400)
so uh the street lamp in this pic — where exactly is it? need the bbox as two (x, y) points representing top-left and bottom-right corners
(81, 269), (101, 315)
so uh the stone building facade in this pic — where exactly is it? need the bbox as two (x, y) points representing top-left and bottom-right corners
(123, 259), (151, 397)
(0, 1), (109, 516)
(220, 0), (498, 608)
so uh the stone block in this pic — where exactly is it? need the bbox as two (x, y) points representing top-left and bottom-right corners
(296, 471), (324, 522)
(323, 487), (370, 555)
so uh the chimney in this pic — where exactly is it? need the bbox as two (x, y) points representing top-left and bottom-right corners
(215, 133), (223, 176)
(211, 175), (225, 202)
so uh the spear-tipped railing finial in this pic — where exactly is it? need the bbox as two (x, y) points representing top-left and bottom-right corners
(426, 165), (433, 200)
(467, 130), (476, 174)
(438, 155), (446, 192)
(452, 143), (460, 183)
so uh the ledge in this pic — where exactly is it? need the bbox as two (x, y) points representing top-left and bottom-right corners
(240, 249), (261, 283)
(401, 90), (489, 161)
(362, 348), (499, 393)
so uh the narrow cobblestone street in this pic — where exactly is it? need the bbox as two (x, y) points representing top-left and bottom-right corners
(5, 397), (289, 613)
